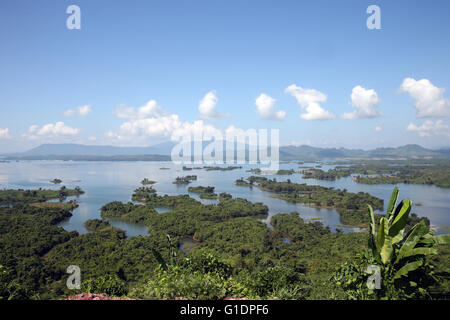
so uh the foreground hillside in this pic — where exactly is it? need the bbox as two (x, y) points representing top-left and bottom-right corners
(0, 184), (448, 300)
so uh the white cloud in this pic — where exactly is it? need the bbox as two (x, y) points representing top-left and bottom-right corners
(285, 84), (334, 120)
(64, 104), (92, 117)
(108, 99), (219, 144)
(108, 99), (250, 145)
(63, 109), (76, 117)
(255, 93), (286, 121)
(407, 120), (450, 137)
(400, 78), (450, 118)
(114, 100), (164, 119)
(23, 122), (79, 139)
(198, 91), (229, 120)
(78, 105), (92, 116)
(342, 85), (380, 119)
(0, 128), (11, 139)
(375, 125), (382, 132)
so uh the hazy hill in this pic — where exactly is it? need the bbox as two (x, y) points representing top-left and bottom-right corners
(6, 142), (176, 157)
(2, 143), (449, 161)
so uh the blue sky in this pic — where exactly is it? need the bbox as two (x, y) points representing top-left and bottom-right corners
(1, 0), (450, 152)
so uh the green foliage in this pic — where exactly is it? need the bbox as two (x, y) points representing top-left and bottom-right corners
(84, 219), (113, 232)
(0, 188), (84, 205)
(188, 186), (218, 199)
(141, 178), (156, 185)
(1, 184), (448, 300)
(242, 266), (311, 299)
(173, 175), (197, 184)
(130, 251), (257, 300)
(334, 187), (450, 299)
(80, 274), (127, 296)
(236, 176), (383, 226)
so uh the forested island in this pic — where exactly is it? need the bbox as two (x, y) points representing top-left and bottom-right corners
(0, 187), (84, 205)
(0, 179), (449, 300)
(236, 176), (383, 226)
(173, 176), (197, 185)
(187, 186), (218, 199)
(141, 178), (156, 185)
(298, 160), (450, 188)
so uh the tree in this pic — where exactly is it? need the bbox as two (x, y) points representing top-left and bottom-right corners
(334, 187), (450, 299)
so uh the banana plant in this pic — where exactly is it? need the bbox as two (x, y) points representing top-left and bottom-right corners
(367, 187), (450, 281)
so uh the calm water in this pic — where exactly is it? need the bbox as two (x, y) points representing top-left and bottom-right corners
(0, 160), (448, 237)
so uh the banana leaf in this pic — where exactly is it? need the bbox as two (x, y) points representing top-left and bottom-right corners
(393, 260), (423, 280)
(395, 221), (428, 263)
(388, 199), (411, 238)
(368, 205), (376, 252)
(397, 247), (437, 260)
(386, 187), (399, 222)
(381, 234), (393, 265)
(376, 217), (386, 252)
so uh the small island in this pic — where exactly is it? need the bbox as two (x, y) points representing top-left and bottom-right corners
(173, 175), (197, 184)
(188, 186), (218, 199)
(0, 186), (84, 205)
(141, 178), (156, 185)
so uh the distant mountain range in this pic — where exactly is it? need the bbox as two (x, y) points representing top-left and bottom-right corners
(1, 143), (449, 161)
(279, 144), (449, 160)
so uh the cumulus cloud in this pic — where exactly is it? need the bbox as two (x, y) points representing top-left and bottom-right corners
(255, 93), (286, 121)
(0, 128), (11, 139)
(108, 98), (260, 146)
(400, 78), (450, 118)
(285, 84), (334, 120)
(198, 91), (229, 120)
(107, 99), (218, 144)
(407, 120), (450, 137)
(342, 85), (380, 119)
(114, 100), (164, 119)
(64, 104), (92, 117)
(375, 125), (382, 132)
(23, 122), (79, 139)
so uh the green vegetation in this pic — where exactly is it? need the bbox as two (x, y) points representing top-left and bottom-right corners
(188, 186), (218, 199)
(300, 160), (450, 188)
(0, 185), (448, 300)
(300, 168), (351, 180)
(140, 178), (156, 185)
(236, 178), (254, 187)
(276, 169), (295, 175)
(203, 166), (242, 171)
(131, 186), (157, 202)
(236, 176), (383, 226)
(84, 219), (124, 233)
(101, 201), (157, 225)
(173, 175), (197, 184)
(332, 187), (450, 299)
(246, 168), (295, 175)
(0, 187), (84, 205)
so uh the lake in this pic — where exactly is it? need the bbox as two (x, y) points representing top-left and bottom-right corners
(0, 160), (448, 236)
